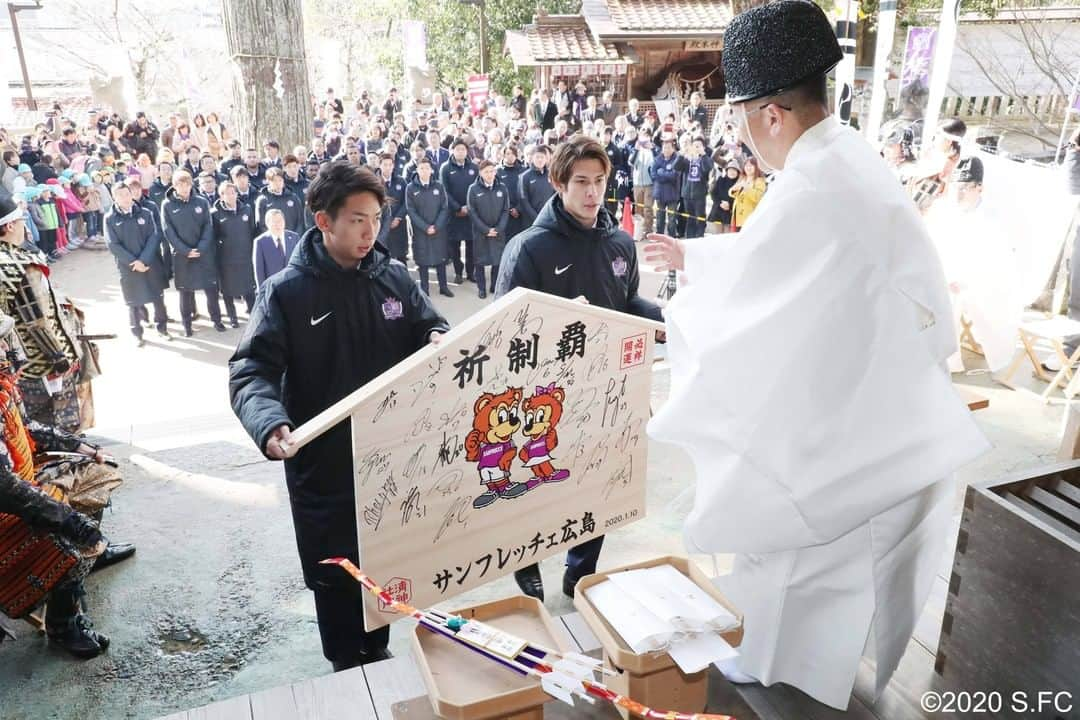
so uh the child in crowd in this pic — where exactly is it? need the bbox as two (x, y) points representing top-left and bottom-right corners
(708, 161), (741, 233)
(35, 184), (60, 260)
(79, 174), (105, 246)
(92, 171), (113, 216)
(57, 175), (86, 249)
(45, 180), (70, 254)
(18, 188), (42, 251)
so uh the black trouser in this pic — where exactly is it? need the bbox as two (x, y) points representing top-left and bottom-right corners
(565, 534), (604, 577)
(684, 195), (707, 239)
(450, 238), (475, 279)
(520, 534), (604, 585)
(448, 219), (474, 279)
(312, 586), (390, 664)
(39, 228), (57, 255)
(474, 264), (497, 295)
(178, 288), (222, 328)
(129, 298), (168, 338)
(222, 292), (256, 323)
(656, 201), (680, 237)
(605, 181), (619, 216)
(418, 265), (449, 296)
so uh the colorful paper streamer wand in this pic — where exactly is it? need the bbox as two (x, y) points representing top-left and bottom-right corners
(321, 557), (736, 720)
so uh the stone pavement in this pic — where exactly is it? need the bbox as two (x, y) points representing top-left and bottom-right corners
(0, 244), (1063, 719)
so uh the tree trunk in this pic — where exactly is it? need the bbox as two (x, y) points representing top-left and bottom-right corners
(222, 0), (312, 152)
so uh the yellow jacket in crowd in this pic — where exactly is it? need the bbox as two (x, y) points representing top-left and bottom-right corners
(730, 177), (767, 230)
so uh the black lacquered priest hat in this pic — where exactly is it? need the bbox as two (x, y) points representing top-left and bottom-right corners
(952, 156), (984, 184)
(723, 0), (844, 103)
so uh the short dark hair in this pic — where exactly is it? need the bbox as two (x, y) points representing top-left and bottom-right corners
(307, 160), (386, 219)
(417, 156), (433, 168)
(478, 159), (495, 171)
(941, 117), (968, 138)
(230, 166), (250, 179)
(265, 166), (284, 180)
(283, 154), (300, 165)
(451, 138), (468, 150)
(776, 73), (829, 112)
(939, 118), (967, 156)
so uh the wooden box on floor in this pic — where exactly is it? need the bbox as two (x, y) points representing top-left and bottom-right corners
(409, 594), (571, 720)
(935, 463), (1080, 717)
(573, 555), (743, 720)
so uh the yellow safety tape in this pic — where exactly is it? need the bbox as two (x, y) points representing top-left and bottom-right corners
(606, 196), (714, 223)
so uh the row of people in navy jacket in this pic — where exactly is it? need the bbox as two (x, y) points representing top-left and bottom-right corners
(374, 139), (555, 300)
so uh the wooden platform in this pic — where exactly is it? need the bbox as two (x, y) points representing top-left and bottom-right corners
(158, 554), (955, 720)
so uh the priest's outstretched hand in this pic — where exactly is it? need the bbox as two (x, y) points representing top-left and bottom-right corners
(644, 233), (685, 273)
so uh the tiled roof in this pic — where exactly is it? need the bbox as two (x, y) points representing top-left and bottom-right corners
(604, 0), (730, 32)
(505, 16), (631, 66)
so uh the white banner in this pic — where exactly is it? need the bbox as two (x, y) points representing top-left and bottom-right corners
(924, 0), (961, 142)
(865, 0), (897, 143)
(833, 0), (859, 125)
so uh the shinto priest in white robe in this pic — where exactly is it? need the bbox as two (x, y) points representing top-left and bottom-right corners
(648, 117), (990, 709)
(925, 189), (1024, 373)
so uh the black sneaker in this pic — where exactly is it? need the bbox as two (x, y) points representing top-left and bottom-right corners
(183, 326), (194, 338)
(48, 617), (107, 659)
(499, 482), (528, 499)
(478, 289), (487, 299)
(514, 564), (544, 601)
(472, 491), (497, 509)
(214, 322), (227, 332)
(453, 273), (464, 285)
(439, 287), (455, 298)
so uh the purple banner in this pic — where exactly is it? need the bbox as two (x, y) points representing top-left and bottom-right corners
(898, 27), (937, 107)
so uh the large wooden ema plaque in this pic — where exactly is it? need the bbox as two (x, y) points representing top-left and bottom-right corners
(289, 288), (662, 630)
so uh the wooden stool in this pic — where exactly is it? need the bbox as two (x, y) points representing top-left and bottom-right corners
(959, 314), (983, 355)
(0, 608), (43, 642)
(998, 317), (1080, 401)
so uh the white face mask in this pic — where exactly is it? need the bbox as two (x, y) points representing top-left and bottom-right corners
(738, 104), (778, 175)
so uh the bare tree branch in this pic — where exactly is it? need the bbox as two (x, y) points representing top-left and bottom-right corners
(953, 13), (1075, 148)
(50, 44), (111, 78)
